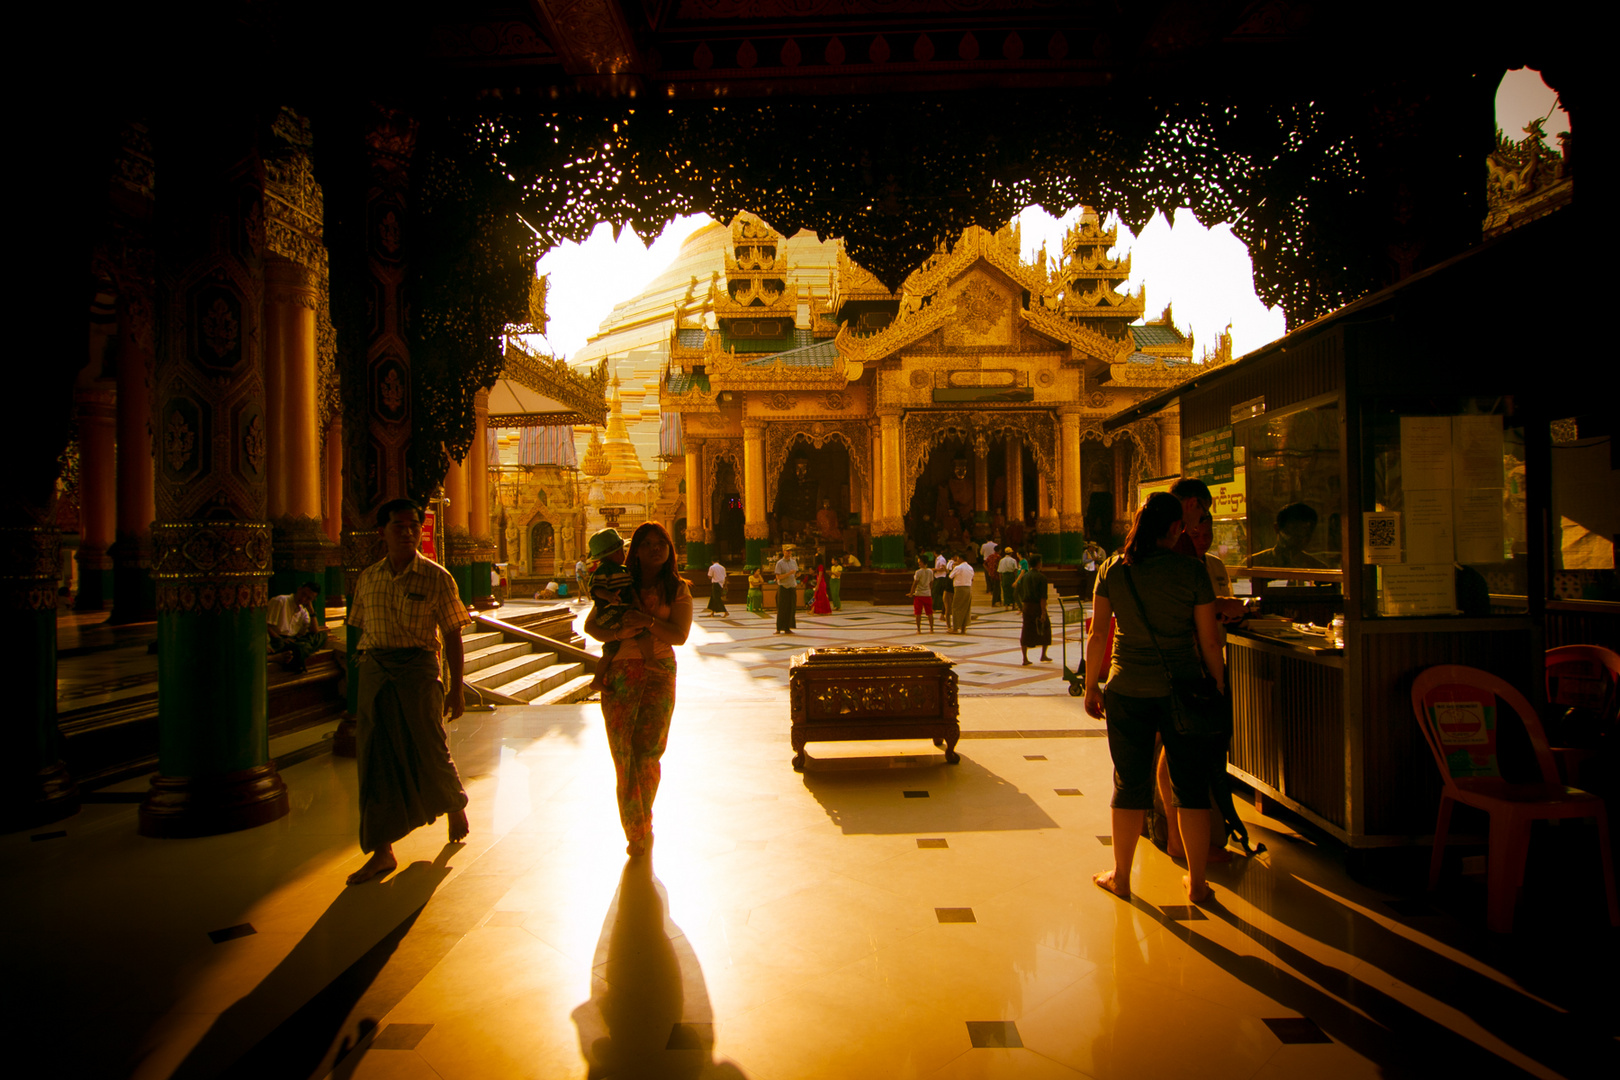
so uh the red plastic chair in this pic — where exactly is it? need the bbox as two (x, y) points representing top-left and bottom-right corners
(1545, 645), (1620, 785)
(1411, 665), (1619, 933)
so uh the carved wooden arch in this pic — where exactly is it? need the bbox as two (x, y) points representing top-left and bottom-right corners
(902, 410), (1057, 498)
(704, 438), (742, 501)
(1077, 421), (1154, 513)
(764, 421), (872, 510)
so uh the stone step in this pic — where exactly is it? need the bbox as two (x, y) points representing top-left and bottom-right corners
(501, 661), (586, 702)
(530, 672), (596, 706)
(461, 629), (504, 652)
(463, 640), (531, 674)
(467, 650), (557, 690)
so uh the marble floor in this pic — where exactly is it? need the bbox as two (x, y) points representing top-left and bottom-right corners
(17, 601), (1618, 1079)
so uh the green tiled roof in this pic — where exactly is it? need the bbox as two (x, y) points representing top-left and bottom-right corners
(1130, 324), (1185, 347)
(665, 371), (711, 392)
(742, 337), (839, 368)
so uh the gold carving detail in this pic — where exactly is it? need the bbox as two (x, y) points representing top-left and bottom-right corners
(164, 410), (195, 470)
(244, 414), (267, 473)
(504, 341), (609, 426)
(201, 298), (239, 358)
(902, 411), (1055, 497)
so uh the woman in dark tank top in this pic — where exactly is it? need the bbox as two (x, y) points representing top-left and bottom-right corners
(1085, 492), (1226, 905)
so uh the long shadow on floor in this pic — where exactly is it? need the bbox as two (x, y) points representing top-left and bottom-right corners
(801, 756), (1059, 834)
(1201, 832), (1618, 1079)
(571, 858), (747, 1079)
(161, 847), (456, 1080)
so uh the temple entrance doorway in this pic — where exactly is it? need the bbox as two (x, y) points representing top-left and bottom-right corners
(772, 438), (852, 563)
(711, 458), (744, 564)
(907, 437), (976, 551)
(529, 520), (555, 576)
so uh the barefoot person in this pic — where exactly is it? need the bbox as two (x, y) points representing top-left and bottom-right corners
(345, 498), (473, 885)
(585, 522), (693, 857)
(1085, 493), (1225, 905)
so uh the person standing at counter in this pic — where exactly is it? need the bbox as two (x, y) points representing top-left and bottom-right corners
(1085, 492), (1226, 905)
(1248, 502), (1327, 569)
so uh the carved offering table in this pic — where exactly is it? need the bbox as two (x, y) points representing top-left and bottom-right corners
(788, 646), (960, 770)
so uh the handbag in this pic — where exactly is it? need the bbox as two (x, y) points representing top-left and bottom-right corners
(1117, 565), (1231, 738)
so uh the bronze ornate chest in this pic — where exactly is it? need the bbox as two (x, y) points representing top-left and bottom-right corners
(788, 646), (960, 770)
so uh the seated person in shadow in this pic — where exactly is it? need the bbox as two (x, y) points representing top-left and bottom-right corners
(1248, 502), (1327, 570)
(267, 580), (327, 673)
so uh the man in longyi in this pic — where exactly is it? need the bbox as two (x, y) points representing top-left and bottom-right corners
(344, 498), (473, 886)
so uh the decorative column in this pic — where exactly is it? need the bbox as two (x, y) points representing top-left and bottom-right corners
(1058, 412), (1085, 564)
(1160, 408), (1182, 478)
(972, 436), (990, 542)
(684, 437), (709, 570)
(0, 524), (79, 829)
(111, 287), (158, 623)
(322, 413), (344, 601)
(264, 255), (330, 608)
(1113, 439), (1132, 537)
(442, 450), (472, 601)
(873, 412), (906, 568)
(73, 385), (118, 610)
(140, 105), (288, 838)
(468, 388), (493, 602)
(1036, 449), (1060, 565)
(333, 105), (418, 756)
(1006, 436), (1024, 527)
(742, 421), (766, 569)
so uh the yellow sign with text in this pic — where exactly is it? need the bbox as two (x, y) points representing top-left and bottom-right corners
(1211, 468), (1246, 520)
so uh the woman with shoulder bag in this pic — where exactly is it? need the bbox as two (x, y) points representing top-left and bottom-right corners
(1084, 492), (1227, 904)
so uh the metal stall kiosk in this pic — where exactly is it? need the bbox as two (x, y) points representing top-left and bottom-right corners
(1106, 208), (1615, 854)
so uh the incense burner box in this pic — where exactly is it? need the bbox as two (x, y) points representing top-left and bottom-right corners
(788, 646), (960, 770)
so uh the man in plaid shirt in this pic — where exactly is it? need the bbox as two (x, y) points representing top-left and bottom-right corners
(344, 498), (473, 885)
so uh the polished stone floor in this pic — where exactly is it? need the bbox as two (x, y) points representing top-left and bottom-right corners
(16, 601), (1618, 1079)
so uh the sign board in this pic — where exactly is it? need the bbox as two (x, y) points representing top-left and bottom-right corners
(1230, 396), (1266, 423)
(1183, 426), (1235, 484)
(421, 507), (437, 559)
(1210, 468), (1246, 520)
(1137, 474), (1177, 509)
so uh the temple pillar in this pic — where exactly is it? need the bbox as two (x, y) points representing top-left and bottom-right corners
(264, 255), (330, 610)
(1161, 408), (1182, 477)
(1058, 412), (1084, 564)
(1007, 436), (1024, 527)
(1113, 439), (1132, 535)
(442, 451), (472, 601)
(972, 439), (990, 541)
(742, 421), (766, 568)
(73, 386), (118, 610)
(468, 389), (493, 602)
(685, 438), (709, 570)
(110, 290), (157, 623)
(0, 523), (79, 830)
(140, 105), (288, 838)
(873, 413), (906, 568)
(322, 413), (344, 602)
(332, 107), (419, 755)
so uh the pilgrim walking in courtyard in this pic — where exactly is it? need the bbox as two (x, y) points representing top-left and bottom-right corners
(585, 522), (692, 857)
(705, 556), (729, 617)
(345, 499), (472, 886)
(774, 545), (799, 635)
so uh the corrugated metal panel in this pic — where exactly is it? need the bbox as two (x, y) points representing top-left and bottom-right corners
(1229, 640), (1347, 827)
(1181, 331), (1343, 437)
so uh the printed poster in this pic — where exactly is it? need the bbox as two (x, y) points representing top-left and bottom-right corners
(1363, 511), (1401, 564)
(1451, 414), (1505, 490)
(1430, 698), (1499, 778)
(1404, 489), (1455, 564)
(1378, 563), (1456, 616)
(1454, 488), (1507, 565)
(1400, 416), (1453, 491)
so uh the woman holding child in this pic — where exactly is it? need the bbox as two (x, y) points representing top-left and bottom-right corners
(584, 522), (693, 857)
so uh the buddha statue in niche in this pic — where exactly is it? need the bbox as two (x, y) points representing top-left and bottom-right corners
(816, 498), (842, 539)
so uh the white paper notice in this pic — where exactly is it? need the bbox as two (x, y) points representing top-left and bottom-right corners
(1452, 414), (1505, 490)
(1400, 416), (1453, 492)
(1404, 489), (1454, 564)
(1455, 488), (1506, 564)
(1380, 563), (1457, 616)
(1363, 511), (1402, 564)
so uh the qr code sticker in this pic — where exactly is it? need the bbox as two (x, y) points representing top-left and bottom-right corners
(1367, 516), (1397, 549)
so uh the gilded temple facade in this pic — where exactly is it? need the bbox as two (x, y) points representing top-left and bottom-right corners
(661, 212), (1221, 571)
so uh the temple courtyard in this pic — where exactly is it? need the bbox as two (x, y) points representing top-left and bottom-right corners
(12, 600), (1614, 1079)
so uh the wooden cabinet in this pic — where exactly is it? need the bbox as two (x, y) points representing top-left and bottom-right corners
(788, 646), (960, 770)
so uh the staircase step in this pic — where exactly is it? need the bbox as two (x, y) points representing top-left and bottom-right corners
(463, 640), (531, 674)
(531, 673), (597, 706)
(500, 661), (585, 702)
(460, 629), (504, 652)
(468, 650), (557, 689)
